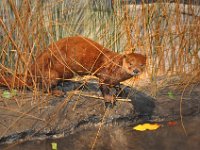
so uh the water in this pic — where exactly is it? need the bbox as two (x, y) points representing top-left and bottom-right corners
(1, 115), (199, 150)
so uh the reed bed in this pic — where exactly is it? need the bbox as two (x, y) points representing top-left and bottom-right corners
(0, 0), (199, 94)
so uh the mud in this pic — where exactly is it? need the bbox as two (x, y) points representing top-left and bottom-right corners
(0, 80), (199, 150)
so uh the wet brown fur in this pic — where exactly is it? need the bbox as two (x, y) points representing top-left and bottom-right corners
(0, 36), (146, 103)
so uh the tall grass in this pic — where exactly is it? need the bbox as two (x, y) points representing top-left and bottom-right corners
(0, 0), (199, 90)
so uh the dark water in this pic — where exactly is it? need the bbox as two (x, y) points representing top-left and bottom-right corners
(1, 115), (199, 150)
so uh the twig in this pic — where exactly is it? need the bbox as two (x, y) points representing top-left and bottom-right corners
(91, 107), (109, 150)
(68, 90), (132, 102)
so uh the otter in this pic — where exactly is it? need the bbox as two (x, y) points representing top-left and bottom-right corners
(0, 36), (146, 104)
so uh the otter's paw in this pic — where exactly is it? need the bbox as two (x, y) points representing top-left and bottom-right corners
(104, 95), (116, 108)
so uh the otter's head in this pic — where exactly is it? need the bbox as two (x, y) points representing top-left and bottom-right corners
(122, 53), (146, 76)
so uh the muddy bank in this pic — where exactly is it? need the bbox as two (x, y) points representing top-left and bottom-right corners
(0, 81), (199, 149)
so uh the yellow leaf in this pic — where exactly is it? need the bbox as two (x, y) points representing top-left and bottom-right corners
(133, 123), (161, 131)
(51, 142), (57, 150)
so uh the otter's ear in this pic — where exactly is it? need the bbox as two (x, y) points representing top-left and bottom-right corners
(122, 55), (126, 61)
(122, 55), (127, 65)
(122, 55), (127, 62)
(122, 54), (127, 59)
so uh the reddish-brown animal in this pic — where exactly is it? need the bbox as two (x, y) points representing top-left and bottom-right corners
(0, 36), (146, 104)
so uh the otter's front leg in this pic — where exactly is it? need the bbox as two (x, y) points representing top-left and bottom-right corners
(99, 84), (116, 107)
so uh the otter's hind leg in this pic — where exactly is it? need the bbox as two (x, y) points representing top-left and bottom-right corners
(39, 69), (65, 96)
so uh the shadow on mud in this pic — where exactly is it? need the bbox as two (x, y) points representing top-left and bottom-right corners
(58, 80), (156, 117)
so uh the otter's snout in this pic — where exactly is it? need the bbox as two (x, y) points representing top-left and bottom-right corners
(133, 69), (139, 75)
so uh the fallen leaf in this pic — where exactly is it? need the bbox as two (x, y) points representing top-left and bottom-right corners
(133, 123), (161, 131)
(11, 89), (17, 96)
(2, 91), (12, 99)
(167, 121), (177, 126)
(2, 89), (17, 99)
(168, 91), (175, 99)
(51, 142), (58, 150)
